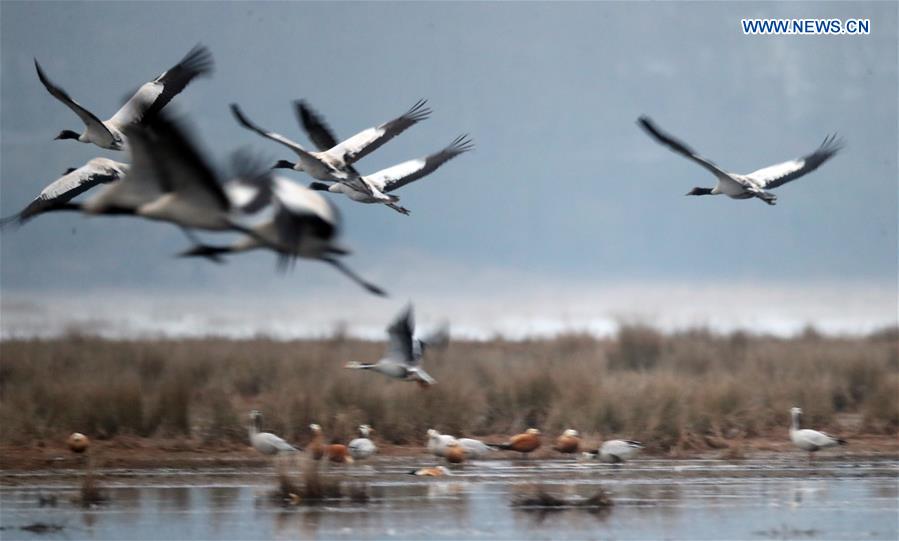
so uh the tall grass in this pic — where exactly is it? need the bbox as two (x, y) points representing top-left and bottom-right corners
(1, 326), (896, 452)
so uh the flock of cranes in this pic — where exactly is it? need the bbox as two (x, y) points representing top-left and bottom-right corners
(5, 44), (850, 473)
(3, 45), (475, 296)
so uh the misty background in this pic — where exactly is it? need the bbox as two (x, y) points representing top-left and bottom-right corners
(1, 2), (895, 338)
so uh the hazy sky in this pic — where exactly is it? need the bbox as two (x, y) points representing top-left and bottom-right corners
(1, 2), (896, 338)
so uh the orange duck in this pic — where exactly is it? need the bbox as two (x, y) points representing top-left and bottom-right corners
(492, 428), (541, 456)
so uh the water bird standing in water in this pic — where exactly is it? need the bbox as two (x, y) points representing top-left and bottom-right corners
(637, 116), (843, 205)
(248, 411), (298, 456)
(36, 44), (213, 150)
(583, 440), (644, 463)
(67, 432), (90, 454)
(426, 429), (457, 458)
(789, 407), (846, 463)
(553, 429), (581, 455)
(348, 425), (378, 461)
(456, 437), (494, 459)
(345, 305), (444, 387)
(491, 428), (542, 457)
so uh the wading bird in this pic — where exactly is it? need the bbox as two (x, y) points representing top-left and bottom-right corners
(345, 305), (440, 386)
(553, 429), (581, 455)
(789, 407), (846, 463)
(307, 423), (326, 460)
(308, 424), (353, 463)
(348, 425), (378, 461)
(36, 45), (213, 150)
(491, 428), (542, 457)
(248, 410), (298, 456)
(583, 440), (644, 463)
(308, 135), (473, 211)
(637, 116), (843, 205)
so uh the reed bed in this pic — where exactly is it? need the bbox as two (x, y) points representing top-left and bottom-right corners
(1, 326), (896, 452)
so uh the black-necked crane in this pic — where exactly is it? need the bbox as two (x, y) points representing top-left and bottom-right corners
(177, 175), (386, 296)
(230, 101), (425, 215)
(36, 45), (212, 150)
(308, 135), (473, 212)
(637, 116), (843, 205)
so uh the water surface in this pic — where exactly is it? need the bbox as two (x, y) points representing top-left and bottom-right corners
(1, 457), (896, 540)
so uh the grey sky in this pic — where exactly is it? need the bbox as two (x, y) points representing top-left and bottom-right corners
(1, 2), (896, 337)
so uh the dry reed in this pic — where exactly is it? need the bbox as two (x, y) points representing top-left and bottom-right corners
(1, 325), (896, 453)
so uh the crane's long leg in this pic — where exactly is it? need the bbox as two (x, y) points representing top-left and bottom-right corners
(321, 257), (387, 296)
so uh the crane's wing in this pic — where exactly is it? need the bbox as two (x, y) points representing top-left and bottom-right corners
(140, 112), (230, 212)
(386, 305), (415, 364)
(34, 59), (115, 147)
(308, 99), (431, 164)
(296, 101), (340, 151)
(366, 135), (473, 193)
(747, 135), (844, 189)
(637, 116), (730, 177)
(1, 159), (126, 228)
(224, 149), (275, 214)
(231, 104), (322, 163)
(107, 44), (214, 129)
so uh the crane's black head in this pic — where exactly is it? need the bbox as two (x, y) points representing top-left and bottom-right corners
(686, 187), (713, 196)
(54, 130), (80, 141)
(308, 182), (330, 191)
(272, 159), (296, 170)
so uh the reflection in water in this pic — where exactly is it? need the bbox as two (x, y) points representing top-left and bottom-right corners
(0, 458), (895, 541)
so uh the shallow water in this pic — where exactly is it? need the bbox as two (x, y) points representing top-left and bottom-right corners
(1, 458), (896, 540)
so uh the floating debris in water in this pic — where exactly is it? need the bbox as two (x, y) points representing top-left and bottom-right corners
(512, 486), (614, 509)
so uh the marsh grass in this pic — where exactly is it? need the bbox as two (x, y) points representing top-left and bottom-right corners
(1, 326), (896, 452)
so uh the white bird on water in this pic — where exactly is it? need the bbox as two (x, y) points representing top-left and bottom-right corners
(789, 407), (846, 462)
(426, 429), (457, 458)
(637, 116), (843, 205)
(583, 440), (644, 463)
(345, 305), (444, 386)
(248, 410), (298, 456)
(348, 425), (378, 461)
(36, 44), (213, 150)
